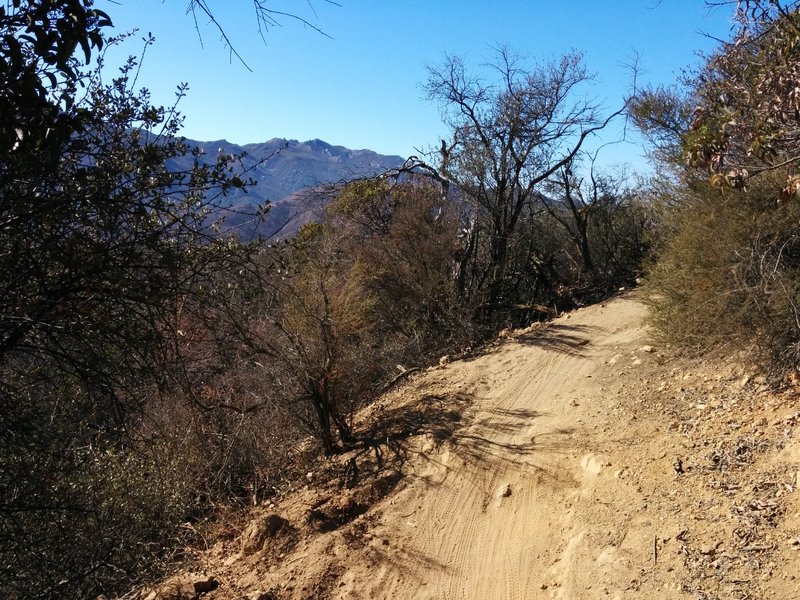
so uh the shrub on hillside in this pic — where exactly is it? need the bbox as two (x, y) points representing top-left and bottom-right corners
(630, 3), (800, 378)
(0, 40), (263, 597)
(646, 172), (800, 375)
(246, 178), (469, 453)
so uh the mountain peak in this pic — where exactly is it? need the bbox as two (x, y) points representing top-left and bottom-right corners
(169, 135), (406, 239)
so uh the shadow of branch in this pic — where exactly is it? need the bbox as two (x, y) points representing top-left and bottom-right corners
(514, 322), (598, 356)
(352, 391), (473, 475)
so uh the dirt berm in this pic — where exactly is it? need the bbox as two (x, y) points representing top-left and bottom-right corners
(146, 292), (800, 600)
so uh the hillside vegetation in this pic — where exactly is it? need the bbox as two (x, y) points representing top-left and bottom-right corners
(1, 1), (799, 598)
(632, 1), (800, 376)
(140, 293), (800, 600)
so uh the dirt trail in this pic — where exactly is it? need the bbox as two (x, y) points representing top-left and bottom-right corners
(337, 295), (654, 599)
(150, 293), (800, 600)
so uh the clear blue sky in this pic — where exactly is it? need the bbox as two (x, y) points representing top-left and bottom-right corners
(96, 1), (735, 171)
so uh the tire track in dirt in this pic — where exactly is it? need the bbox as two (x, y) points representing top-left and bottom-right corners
(335, 294), (651, 599)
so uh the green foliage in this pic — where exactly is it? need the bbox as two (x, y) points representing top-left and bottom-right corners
(0, 1), (112, 154)
(294, 221), (325, 247)
(646, 172), (800, 375)
(329, 178), (392, 223)
(0, 23), (260, 599)
(646, 182), (756, 349)
(631, 3), (800, 377)
(693, 5), (800, 176)
(2, 423), (198, 599)
(628, 85), (691, 162)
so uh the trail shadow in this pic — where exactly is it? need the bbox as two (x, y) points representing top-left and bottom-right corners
(304, 469), (404, 533)
(451, 405), (577, 479)
(514, 322), (599, 356)
(363, 397), (566, 481)
(352, 391), (473, 478)
(336, 391), (584, 578)
(302, 394), (470, 532)
(365, 542), (452, 583)
(338, 352), (595, 518)
(348, 389), (581, 487)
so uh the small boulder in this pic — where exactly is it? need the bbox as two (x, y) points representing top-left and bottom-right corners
(241, 513), (290, 555)
(193, 578), (219, 596)
(144, 574), (218, 600)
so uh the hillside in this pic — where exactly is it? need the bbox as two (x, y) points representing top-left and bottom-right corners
(168, 138), (405, 239)
(140, 292), (800, 600)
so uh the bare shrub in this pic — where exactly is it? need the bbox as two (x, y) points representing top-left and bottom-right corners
(259, 179), (469, 453)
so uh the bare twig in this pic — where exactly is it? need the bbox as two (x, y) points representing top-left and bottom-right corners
(187, 0), (341, 70)
(381, 366), (422, 393)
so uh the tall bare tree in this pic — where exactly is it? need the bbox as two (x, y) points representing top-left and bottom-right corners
(542, 158), (646, 285)
(425, 47), (625, 316)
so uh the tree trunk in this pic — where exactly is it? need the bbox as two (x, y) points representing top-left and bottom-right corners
(308, 384), (338, 455)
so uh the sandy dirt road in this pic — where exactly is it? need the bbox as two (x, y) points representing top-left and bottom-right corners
(335, 294), (665, 599)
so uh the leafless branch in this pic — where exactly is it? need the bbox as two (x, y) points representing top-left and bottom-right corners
(186, 0), (341, 70)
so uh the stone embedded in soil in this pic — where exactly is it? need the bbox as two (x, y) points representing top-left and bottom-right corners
(143, 574), (218, 600)
(247, 592), (278, 600)
(241, 513), (290, 555)
(699, 542), (722, 556)
(223, 554), (237, 567)
(193, 578), (219, 595)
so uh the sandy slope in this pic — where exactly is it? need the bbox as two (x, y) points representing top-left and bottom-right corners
(147, 292), (800, 600)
